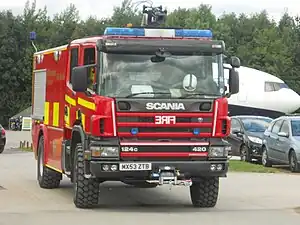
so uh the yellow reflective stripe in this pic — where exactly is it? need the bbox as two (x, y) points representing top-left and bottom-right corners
(44, 102), (49, 125)
(45, 164), (62, 173)
(81, 113), (86, 130)
(78, 98), (95, 110)
(64, 106), (70, 126)
(65, 95), (76, 106)
(53, 102), (59, 126)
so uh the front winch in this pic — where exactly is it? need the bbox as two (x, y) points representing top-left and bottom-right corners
(146, 166), (192, 187)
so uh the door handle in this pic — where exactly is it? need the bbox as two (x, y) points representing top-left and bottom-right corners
(64, 106), (68, 116)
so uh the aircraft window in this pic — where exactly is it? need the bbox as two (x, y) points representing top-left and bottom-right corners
(273, 82), (281, 91)
(264, 81), (288, 92)
(271, 119), (283, 134)
(264, 82), (274, 92)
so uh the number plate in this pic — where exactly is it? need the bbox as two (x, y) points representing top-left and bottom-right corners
(119, 163), (152, 171)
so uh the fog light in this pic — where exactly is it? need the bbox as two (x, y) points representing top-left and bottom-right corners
(110, 164), (118, 171)
(216, 164), (223, 171)
(210, 164), (216, 171)
(193, 128), (200, 135)
(102, 164), (109, 171)
(131, 128), (139, 135)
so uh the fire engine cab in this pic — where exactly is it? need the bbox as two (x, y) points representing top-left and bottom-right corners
(31, 5), (240, 209)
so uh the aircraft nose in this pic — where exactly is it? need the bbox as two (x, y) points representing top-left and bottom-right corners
(284, 90), (300, 113)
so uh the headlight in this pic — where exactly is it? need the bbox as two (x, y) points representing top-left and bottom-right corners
(248, 136), (262, 145)
(209, 146), (227, 157)
(90, 146), (119, 157)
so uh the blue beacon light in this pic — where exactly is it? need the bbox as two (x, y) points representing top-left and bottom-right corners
(130, 128), (139, 135)
(104, 27), (213, 38)
(193, 128), (200, 135)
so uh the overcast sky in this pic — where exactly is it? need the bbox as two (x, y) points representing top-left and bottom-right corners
(0, 0), (299, 21)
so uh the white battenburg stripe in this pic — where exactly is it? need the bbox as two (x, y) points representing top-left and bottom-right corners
(144, 29), (175, 37)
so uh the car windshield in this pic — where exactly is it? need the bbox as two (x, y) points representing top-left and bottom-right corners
(291, 120), (300, 136)
(241, 118), (271, 132)
(98, 53), (224, 98)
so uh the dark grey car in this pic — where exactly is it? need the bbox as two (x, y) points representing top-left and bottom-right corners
(262, 115), (300, 172)
(228, 116), (273, 162)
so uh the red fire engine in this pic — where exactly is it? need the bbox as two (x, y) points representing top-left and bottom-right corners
(31, 5), (240, 209)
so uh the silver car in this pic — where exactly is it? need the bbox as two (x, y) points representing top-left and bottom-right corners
(262, 115), (300, 172)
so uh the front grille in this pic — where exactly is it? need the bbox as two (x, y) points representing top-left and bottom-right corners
(116, 112), (214, 138)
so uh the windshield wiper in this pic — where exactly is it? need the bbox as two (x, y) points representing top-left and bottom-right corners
(125, 92), (172, 98)
(179, 93), (219, 99)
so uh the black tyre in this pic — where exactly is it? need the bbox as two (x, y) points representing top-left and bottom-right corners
(289, 151), (300, 172)
(240, 145), (251, 162)
(0, 146), (4, 154)
(37, 136), (62, 189)
(261, 146), (272, 167)
(73, 143), (99, 208)
(190, 177), (219, 208)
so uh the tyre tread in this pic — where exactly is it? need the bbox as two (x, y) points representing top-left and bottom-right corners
(73, 143), (99, 208)
(190, 177), (219, 208)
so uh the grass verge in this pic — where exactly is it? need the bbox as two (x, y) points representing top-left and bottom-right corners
(20, 147), (33, 152)
(229, 160), (282, 173)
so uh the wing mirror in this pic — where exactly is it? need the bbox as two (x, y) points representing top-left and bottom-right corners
(278, 131), (289, 138)
(71, 64), (96, 92)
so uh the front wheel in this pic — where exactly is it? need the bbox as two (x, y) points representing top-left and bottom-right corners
(0, 146), (4, 154)
(73, 143), (100, 208)
(261, 147), (272, 167)
(289, 151), (300, 172)
(190, 177), (219, 208)
(240, 145), (251, 162)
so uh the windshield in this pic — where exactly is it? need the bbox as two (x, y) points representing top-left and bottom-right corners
(241, 118), (271, 132)
(98, 53), (224, 98)
(291, 120), (300, 136)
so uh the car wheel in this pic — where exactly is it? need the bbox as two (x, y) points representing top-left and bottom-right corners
(261, 147), (272, 167)
(0, 146), (4, 154)
(289, 151), (300, 172)
(240, 145), (251, 162)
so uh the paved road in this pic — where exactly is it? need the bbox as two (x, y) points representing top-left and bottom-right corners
(1, 151), (300, 225)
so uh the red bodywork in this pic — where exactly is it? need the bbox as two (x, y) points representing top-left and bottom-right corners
(31, 35), (231, 173)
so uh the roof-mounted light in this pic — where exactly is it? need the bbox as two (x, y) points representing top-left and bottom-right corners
(104, 27), (213, 38)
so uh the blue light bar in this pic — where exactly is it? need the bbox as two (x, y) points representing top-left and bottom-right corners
(104, 27), (145, 36)
(104, 27), (213, 38)
(175, 29), (212, 38)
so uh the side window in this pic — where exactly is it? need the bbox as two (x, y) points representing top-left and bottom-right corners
(280, 120), (289, 134)
(231, 119), (241, 132)
(83, 47), (96, 90)
(70, 47), (79, 83)
(266, 121), (274, 132)
(271, 120), (283, 134)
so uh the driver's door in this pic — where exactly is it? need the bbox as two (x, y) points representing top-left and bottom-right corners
(228, 118), (244, 156)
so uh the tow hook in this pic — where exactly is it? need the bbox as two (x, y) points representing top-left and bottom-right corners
(146, 166), (192, 187)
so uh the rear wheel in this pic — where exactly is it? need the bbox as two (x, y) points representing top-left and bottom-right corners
(73, 143), (100, 208)
(190, 177), (219, 208)
(37, 136), (62, 188)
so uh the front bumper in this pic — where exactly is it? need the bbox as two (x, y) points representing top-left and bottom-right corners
(87, 160), (228, 180)
(248, 143), (262, 158)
